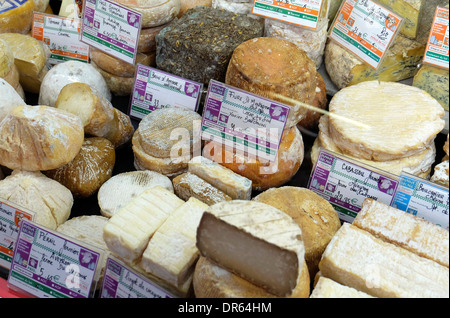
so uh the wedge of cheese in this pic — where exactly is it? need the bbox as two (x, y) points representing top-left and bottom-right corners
(413, 64), (449, 111)
(141, 197), (208, 287)
(196, 200), (305, 297)
(188, 156), (252, 200)
(377, 0), (424, 39)
(310, 277), (374, 298)
(103, 185), (185, 263)
(319, 223), (449, 298)
(353, 198), (449, 268)
(325, 35), (425, 89)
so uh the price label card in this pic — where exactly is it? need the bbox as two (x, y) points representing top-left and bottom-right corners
(129, 65), (203, 120)
(32, 12), (90, 65)
(423, 6), (449, 70)
(329, 0), (403, 69)
(201, 80), (290, 163)
(8, 219), (103, 298)
(391, 173), (449, 230)
(0, 200), (34, 270)
(80, 0), (141, 64)
(252, 0), (327, 29)
(100, 256), (174, 298)
(308, 148), (399, 223)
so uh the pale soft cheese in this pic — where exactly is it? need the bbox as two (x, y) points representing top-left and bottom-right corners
(310, 277), (374, 298)
(141, 197), (209, 287)
(103, 185), (184, 263)
(196, 200), (305, 297)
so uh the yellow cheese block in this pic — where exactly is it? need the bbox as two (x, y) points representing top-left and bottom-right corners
(0, 0), (35, 34)
(413, 64), (449, 111)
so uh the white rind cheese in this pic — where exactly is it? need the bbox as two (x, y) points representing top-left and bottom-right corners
(103, 185), (184, 263)
(310, 277), (374, 298)
(141, 197), (208, 287)
(196, 200), (305, 297)
(319, 223), (449, 298)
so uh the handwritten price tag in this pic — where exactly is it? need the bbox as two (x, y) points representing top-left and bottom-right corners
(329, 0), (403, 69)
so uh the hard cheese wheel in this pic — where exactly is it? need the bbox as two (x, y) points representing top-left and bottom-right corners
(328, 81), (445, 161)
(0, 105), (84, 171)
(0, 0), (35, 34)
(225, 37), (317, 129)
(115, 0), (180, 28)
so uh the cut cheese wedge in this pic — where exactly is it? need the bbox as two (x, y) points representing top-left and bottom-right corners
(413, 64), (449, 111)
(319, 223), (449, 298)
(196, 200), (305, 297)
(188, 156), (252, 200)
(328, 81), (445, 161)
(310, 277), (374, 298)
(353, 198), (449, 268)
(103, 185), (184, 263)
(141, 197), (208, 287)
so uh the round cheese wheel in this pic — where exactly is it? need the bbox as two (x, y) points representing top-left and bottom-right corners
(203, 125), (304, 191)
(0, 0), (35, 34)
(193, 256), (310, 298)
(138, 25), (166, 53)
(225, 37), (317, 129)
(297, 71), (327, 130)
(0, 170), (73, 230)
(98, 170), (173, 218)
(91, 60), (135, 96)
(328, 81), (445, 161)
(44, 137), (116, 198)
(0, 78), (25, 122)
(253, 186), (341, 279)
(39, 60), (111, 107)
(138, 107), (202, 158)
(0, 105), (84, 171)
(115, 0), (180, 28)
(179, 0), (211, 17)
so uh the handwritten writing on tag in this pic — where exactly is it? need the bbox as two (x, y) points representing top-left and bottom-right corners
(308, 149), (399, 223)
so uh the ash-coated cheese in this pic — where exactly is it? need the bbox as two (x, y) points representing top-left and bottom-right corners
(103, 186), (185, 263)
(98, 170), (174, 218)
(39, 60), (111, 107)
(115, 0), (180, 28)
(156, 6), (264, 86)
(325, 35), (425, 90)
(319, 223), (449, 298)
(0, 105), (84, 172)
(413, 64), (449, 111)
(196, 200), (305, 297)
(353, 198), (449, 268)
(141, 197), (209, 287)
(0, 0), (35, 34)
(314, 115), (436, 178)
(0, 78), (25, 122)
(0, 170), (73, 230)
(225, 37), (318, 129)
(310, 277), (374, 298)
(328, 81), (445, 161)
(188, 156), (252, 200)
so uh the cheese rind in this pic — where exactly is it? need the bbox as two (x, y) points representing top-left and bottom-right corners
(319, 223), (449, 298)
(196, 200), (305, 297)
(141, 197), (208, 287)
(310, 277), (374, 298)
(115, 0), (180, 28)
(103, 186), (185, 263)
(376, 0), (423, 39)
(0, 0), (35, 34)
(413, 64), (449, 111)
(0, 78), (25, 122)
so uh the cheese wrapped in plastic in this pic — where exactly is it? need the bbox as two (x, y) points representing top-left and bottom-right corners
(0, 0), (35, 34)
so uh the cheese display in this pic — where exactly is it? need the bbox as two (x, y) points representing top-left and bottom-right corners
(115, 0), (181, 28)
(103, 185), (185, 263)
(0, 170), (73, 230)
(0, 78), (25, 122)
(196, 200), (306, 297)
(324, 35), (425, 90)
(353, 198), (449, 268)
(319, 223), (449, 298)
(141, 197), (208, 287)
(264, 18), (329, 68)
(253, 186), (341, 279)
(156, 6), (264, 86)
(203, 125), (304, 191)
(225, 37), (320, 129)
(193, 255), (311, 298)
(413, 64), (449, 111)
(0, 0), (35, 34)
(172, 172), (233, 205)
(313, 115), (436, 178)
(38, 60), (111, 107)
(327, 81), (445, 162)
(310, 277), (374, 298)
(98, 170), (174, 218)
(43, 137), (116, 198)
(188, 156), (252, 200)
(0, 105), (84, 171)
